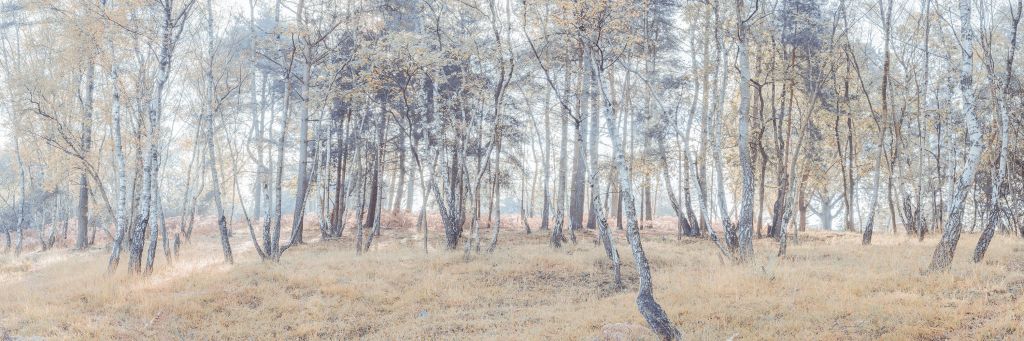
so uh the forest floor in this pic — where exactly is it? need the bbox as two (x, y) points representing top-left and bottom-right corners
(1, 214), (1023, 340)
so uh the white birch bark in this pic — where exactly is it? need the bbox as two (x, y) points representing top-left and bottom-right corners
(106, 1), (128, 271)
(590, 50), (680, 341)
(206, 0), (233, 264)
(929, 0), (981, 271)
(735, 0), (755, 261)
(973, 0), (1019, 262)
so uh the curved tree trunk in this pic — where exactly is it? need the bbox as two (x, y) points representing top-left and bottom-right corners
(973, 0), (1019, 263)
(587, 144), (622, 289)
(930, 0), (981, 271)
(657, 138), (689, 241)
(592, 51), (680, 341)
(130, 6), (175, 274)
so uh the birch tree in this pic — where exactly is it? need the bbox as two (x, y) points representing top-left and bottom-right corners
(929, 0), (982, 271)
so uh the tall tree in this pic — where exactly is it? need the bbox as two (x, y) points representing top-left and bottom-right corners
(204, 0), (233, 264)
(128, 0), (195, 275)
(973, 0), (1021, 263)
(734, 0), (755, 261)
(929, 0), (982, 271)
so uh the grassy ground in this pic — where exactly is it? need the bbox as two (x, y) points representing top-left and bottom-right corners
(1, 216), (1022, 340)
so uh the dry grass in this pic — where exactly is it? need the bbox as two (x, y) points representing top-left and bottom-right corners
(1, 216), (1022, 340)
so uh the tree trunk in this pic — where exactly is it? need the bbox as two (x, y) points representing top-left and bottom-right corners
(487, 135), (502, 253)
(270, 67), (292, 260)
(585, 128), (622, 288)
(862, 142), (882, 242)
(206, 0), (233, 265)
(143, 154), (161, 275)
(540, 89), (552, 231)
(568, 119), (585, 243)
(930, 0), (981, 271)
(710, 2), (735, 250)
(756, 146), (767, 238)
(13, 133), (26, 257)
(973, 0), (1019, 263)
(658, 137), (688, 241)
(250, 2), (264, 222)
(550, 77), (569, 247)
(331, 112), (351, 238)
(735, 0), (755, 260)
(106, 40), (127, 272)
(129, 5), (176, 274)
(393, 135), (407, 214)
(362, 123), (383, 250)
(77, 60), (95, 250)
(405, 133), (415, 213)
(587, 79), (600, 230)
(592, 53), (681, 341)
(289, 52), (312, 247)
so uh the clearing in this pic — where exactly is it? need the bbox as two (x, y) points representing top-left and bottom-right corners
(1, 217), (1022, 340)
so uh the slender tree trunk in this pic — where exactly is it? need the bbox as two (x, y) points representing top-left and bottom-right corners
(735, 0), (755, 260)
(974, 0), (1019, 262)
(393, 135), (407, 214)
(591, 54), (680, 341)
(179, 121), (201, 242)
(420, 167), (433, 253)
(520, 175), (531, 234)
(863, 149), (882, 244)
(930, 0), (981, 271)
(919, 0), (932, 239)
(270, 40), (296, 260)
(756, 146), (767, 237)
(130, 5), (176, 274)
(551, 73), (569, 247)
(249, 1), (264, 222)
(290, 52), (312, 247)
(710, 3), (735, 249)
(331, 112), (351, 238)
(365, 157), (384, 252)
(270, 91), (289, 259)
(540, 89), (552, 231)
(13, 134), (26, 257)
(585, 120), (622, 288)
(206, 0), (233, 264)
(657, 137), (689, 241)
(712, 100), (734, 249)
(487, 135), (502, 253)
(363, 115), (384, 245)
(405, 134), (415, 213)
(797, 176), (808, 232)
(107, 40), (128, 272)
(568, 119), (585, 243)
(362, 149), (380, 250)
(144, 154), (162, 275)
(355, 166), (367, 254)
(587, 80), (600, 230)
(158, 189), (170, 262)
(77, 60), (95, 250)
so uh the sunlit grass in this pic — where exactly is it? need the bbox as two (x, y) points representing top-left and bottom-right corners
(0, 215), (1021, 339)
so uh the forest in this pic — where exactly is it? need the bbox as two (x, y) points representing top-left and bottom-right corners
(1, 0), (1023, 339)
